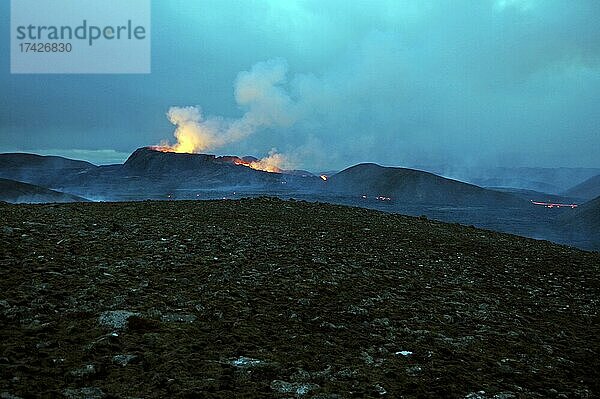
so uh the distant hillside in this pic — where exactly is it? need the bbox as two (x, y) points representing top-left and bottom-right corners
(327, 163), (525, 206)
(568, 195), (600, 228)
(0, 152), (95, 171)
(426, 166), (600, 194)
(489, 187), (579, 204)
(564, 175), (600, 200)
(556, 195), (600, 251)
(471, 178), (560, 194)
(0, 152), (97, 186)
(0, 178), (88, 203)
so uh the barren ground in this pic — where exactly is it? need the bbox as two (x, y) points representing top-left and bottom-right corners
(0, 198), (598, 398)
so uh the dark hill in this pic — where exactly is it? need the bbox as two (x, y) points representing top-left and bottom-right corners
(489, 187), (579, 204)
(328, 163), (525, 206)
(556, 195), (600, 250)
(0, 198), (598, 397)
(0, 152), (95, 170)
(0, 178), (89, 203)
(0, 152), (97, 191)
(119, 147), (323, 194)
(564, 174), (600, 200)
(0, 148), (323, 200)
(124, 147), (231, 174)
(436, 166), (600, 193)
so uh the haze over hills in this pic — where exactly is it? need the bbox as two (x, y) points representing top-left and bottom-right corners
(564, 175), (600, 201)
(425, 166), (600, 194)
(0, 148), (323, 200)
(0, 148), (598, 251)
(0, 153), (95, 178)
(0, 178), (89, 204)
(0, 153), (99, 195)
(0, 152), (95, 170)
(557, 195), (600, 251)
(2, 148), (524, 205)
(487, 187), (578, 205)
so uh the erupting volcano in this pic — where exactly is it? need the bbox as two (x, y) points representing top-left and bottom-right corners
(151, 59), (300, 174)
(149, 105), (290, 173)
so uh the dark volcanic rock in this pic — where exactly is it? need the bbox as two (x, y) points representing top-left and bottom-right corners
(0, 199), (598, 398)
(116, 147), (326, 198)
(123, 147), (226, 174)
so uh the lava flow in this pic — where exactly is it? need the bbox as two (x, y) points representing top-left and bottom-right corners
(530, 200), (578, 209)
(149, 145), (285, 173)
(233, 157), (282, 173)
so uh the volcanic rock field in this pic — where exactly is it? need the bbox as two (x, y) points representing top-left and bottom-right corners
(1, 198), (598, 398)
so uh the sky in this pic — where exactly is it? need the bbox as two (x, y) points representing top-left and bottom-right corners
(1, 0), (599, 170)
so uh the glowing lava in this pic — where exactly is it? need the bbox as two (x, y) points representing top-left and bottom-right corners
(149, 145), (178, 153)
(149, 146), (286, 174)
(233, 158), (282, 173)
(247, 151), (286, 173)
(530, 200), (577, 209)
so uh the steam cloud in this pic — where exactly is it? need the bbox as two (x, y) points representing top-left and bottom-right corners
(159, 59), (298, 156)
(248, 148), (292, 172)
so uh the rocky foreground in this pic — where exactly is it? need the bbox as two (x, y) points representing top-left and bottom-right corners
(0, 198), (598, 398)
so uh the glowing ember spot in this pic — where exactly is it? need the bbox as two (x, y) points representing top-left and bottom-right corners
(320, 175), (328, 181)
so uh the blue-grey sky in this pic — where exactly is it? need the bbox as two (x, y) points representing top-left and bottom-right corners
(1, 0), (599, 169)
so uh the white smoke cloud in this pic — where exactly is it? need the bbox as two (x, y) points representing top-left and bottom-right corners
(248, 148), (292, 172)
(234, 58), (299, 128)
(160, 59), (299, 154)
(164, 106), (226, 153)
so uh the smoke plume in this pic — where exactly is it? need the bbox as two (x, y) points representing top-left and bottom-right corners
(157, 59), (298, 155)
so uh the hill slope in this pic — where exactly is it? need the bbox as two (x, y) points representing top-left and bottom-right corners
(0, 199), (597, 398)
(0, 152), (96, 170)
(328, 163), (525, 206)
(0, 153), (96, 182)
(0, 149), (324, 200)
(556, 195), (600, 250)
(123, 147), (233, 175)
(564, 174), (600, 200)
(0, 178), (89, 203)
(434, 166), (600, 193)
